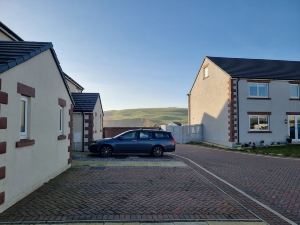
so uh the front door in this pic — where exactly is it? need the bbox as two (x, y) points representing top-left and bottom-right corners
(288, 115), (300, 141)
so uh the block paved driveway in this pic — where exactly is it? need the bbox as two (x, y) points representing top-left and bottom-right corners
(0, 151), (265, 224)
(173, 144), (300, 225)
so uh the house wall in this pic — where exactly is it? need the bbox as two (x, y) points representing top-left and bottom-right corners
(0, 50), (72, 212)
(0, 30), (14, 41)
(189, 58), (232, 147)
(238, 79), (300, 145)
(93, 98), (104, 140)
(65, 79), (83, 93)
(72, 113), (83, 151)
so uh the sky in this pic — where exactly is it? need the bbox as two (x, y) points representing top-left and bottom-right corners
(1, 0), (300, 110)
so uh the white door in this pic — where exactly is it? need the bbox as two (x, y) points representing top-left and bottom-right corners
(288, 115), (300, 141)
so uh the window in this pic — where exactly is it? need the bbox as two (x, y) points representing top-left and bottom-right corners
(290, 84), (299, 99)
(248, 83), (269, 98)
(139, 131), (151, 139)
(59, 106), (63, 133)
(20, 96), (28, 139)
(249, 115), (269, 131)
(119, 131), (137, 140)
(154, 132), (170, 139)
(204, 67), (209, 78)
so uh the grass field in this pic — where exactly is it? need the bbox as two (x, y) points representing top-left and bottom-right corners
(104, 107), (188, 127)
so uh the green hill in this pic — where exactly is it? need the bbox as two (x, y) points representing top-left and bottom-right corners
(104, 107), (188, 127)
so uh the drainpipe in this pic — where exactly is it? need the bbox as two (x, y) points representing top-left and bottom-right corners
(236, 79), (240, 143)
(81, 112), (84, 152)
(187, 93), (191, 125)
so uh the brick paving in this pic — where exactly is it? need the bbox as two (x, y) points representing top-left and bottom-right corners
(0, 154), (260, 224)
(174, 144), (300, 224)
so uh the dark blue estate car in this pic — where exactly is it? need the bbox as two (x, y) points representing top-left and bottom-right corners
(89, 129), (176, 157)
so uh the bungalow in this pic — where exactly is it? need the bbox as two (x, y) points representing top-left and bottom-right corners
(0, 23), (73, 212)
(188, 56), (300, 147)
(71, 93), (104, 151)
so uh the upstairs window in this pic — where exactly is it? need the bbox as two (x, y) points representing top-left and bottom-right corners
(290, 84), (299, 99)
(248, 83), (269, 98)
(20, 96), (29, 139)
(204, 67), (209, 78)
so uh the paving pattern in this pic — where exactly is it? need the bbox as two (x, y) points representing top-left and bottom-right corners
(0, 153), (260, 224)
(174, 144), (300, 225)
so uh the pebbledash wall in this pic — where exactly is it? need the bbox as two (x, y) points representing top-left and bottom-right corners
(189, 58), (232, 147)
(0, 49), (72, 212)
(238, 79), (300, 145)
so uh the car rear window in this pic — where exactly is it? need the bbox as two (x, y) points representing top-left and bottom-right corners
(153, 132), (170, 139)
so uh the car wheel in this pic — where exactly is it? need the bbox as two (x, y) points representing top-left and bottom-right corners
(100, 145), (112, 157)
(152, 146), (163, 157)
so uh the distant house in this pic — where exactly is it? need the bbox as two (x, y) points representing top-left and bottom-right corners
(0, 23), (73, 212)
(71, 93), (104, 151)
(188, 56), (300, 147)
(64, 73), (84, 93)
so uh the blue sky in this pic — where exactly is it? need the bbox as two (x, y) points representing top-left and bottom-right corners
(1, 0), (300, 110)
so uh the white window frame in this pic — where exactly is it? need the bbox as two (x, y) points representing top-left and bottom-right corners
(290, 84), (299, 99)
(204, 67), (209, 78)
(20, 96), (28, 139)
(249, 115), (270, 131)
(248, 82), (269, 98)
(59, 106), (64, 134)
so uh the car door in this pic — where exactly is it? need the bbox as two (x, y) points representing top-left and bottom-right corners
(137, 131), (153, 153)
(114, 131), (138, 153)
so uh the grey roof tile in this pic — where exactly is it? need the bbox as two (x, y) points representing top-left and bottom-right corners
(72, 93), (100, 112)
(208, 56), (300, 80)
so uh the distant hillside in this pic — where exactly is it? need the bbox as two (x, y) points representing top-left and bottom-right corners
(104, 107), (188, 127)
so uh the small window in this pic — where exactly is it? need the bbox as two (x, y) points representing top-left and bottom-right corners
(204, 67), (209, 78)
(248, 83), (269, 98)
(59, 106), (64, 133)
(249, 115), (269, 131)
(154, 132), (170, 139)
(20, 96), (28, 139)
(290, 84), (299, 99)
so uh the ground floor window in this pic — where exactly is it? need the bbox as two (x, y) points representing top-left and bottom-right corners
(249, 115), (269, 131)
(59, 106), (64, 133)
(288, 115), (300, 140)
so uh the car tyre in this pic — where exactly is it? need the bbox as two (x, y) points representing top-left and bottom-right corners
(100, 145), (112, 157)
(152, 146), (163, 157)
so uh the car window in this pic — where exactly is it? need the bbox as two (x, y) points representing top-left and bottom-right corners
(120, 131), (137, 140)
(154, 132), (169, 139)
(139, 131), (152, 139)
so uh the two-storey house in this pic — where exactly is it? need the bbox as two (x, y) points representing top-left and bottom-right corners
(188, 56), (300, 147)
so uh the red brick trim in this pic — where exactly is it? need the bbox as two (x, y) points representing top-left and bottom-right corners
(84, 127), (89, 130)
(58, 98), (66, 107)
(286, 112), (300, 115)
(228, 79), (238, 142)
(248, 131), (272, 133)
(247, 97), (271, 100)
(57, 134), (66, 140)
(0, 142), (6, 154)
(0, 192), (5, 205)
(0, 117), (7, 129)
(16, 139), (35, 148)
(247, 112), (271, 115)
(17, 82), (35, 97)
(0, 167), (5, 180)
(289, 81), (300, 84)
(247, 79), (271, 83)
(68, 146), (71, 152)
(0, 91), (8, 104)
(84, 134), (89, 138)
